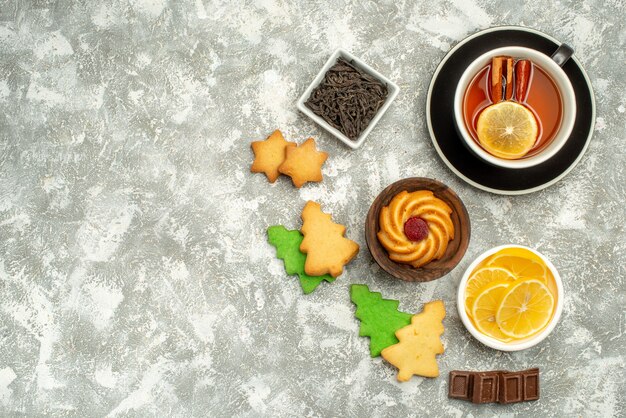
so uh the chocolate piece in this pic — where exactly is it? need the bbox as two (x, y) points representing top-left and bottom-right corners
(304, 58), (388, 141)
(472, 372), (499, 404)
(448, 368), (540, 405)
(448, 371), (473, 400)
(499, 373), (523, 404)
(522, 368), (540, 401)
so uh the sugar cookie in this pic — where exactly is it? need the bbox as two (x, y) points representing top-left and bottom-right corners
(267, 225), (334, 294)
(300, 201), (359, 277)
(251, 130), (296, 183)
(350, 284), (412, 357)
(381, 300), (446, 381)
(278, 138), (328, 188)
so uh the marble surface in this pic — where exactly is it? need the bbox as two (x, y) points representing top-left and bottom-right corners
(0, 0), (625, 416)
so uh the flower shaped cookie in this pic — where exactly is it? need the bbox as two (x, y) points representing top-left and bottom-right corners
(377, 190), (454, 268)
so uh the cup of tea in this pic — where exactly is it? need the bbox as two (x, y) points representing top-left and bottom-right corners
(454, 45), (576, 169)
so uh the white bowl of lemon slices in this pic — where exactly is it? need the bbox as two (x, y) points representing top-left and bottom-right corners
(457, 245), (564, 351)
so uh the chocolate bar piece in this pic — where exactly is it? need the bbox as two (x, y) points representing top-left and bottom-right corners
(448, 368), (540, 405)
(448, 371), (473, 400)
(472, 372), (499, 404)
(499, 372), (522, 404)
(522, 368), (540, 401)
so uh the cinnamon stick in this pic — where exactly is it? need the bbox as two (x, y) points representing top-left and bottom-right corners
(505, 57), (514, 100)
(515, 60), (532, 102)
(491, 57), (504, 103)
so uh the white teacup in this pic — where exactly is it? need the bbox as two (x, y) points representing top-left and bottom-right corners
(454, 46), (576, 169)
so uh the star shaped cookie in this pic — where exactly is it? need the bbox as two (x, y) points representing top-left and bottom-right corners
(250, 130), (296, 183)
(278, 138), (328, 188)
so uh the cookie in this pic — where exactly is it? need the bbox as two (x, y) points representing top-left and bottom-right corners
(267, 225), (334, 294)
(350, 284), (412, 357)
(377, 190), (454, 268)
(251, 130), (296, 183)
(278, 138), (328, 188)
(381, 300), (446, 381)
(300, 201), (359, 277)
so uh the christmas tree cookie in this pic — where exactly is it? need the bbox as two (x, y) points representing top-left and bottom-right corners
(267, 225), (334, 294)
(381, 300), (446, 381)
(350, 284), (413, 357)
(300, 201), (359, 278)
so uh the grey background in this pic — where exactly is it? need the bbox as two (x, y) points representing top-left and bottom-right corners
(0, 0), (625, 416)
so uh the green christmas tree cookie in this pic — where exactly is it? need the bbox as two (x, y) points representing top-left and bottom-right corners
(267, 225), (334, 294)
(350, 284), (413, 357)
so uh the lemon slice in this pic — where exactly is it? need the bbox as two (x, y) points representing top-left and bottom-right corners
(465, 266), (516, 315)
(496, 278), (555, 339)
(487, 254), (547, 282)
(476, 102), (538, 159)
(471, 281), (513, 341)
(491, 247), (544, 264)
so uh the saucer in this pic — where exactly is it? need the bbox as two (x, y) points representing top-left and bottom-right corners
(426, 26), (595, 195)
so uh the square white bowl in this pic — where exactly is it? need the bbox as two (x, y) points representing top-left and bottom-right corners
(296, 48), (400, 150)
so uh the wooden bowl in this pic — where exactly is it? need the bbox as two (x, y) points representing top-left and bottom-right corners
(365, 177), (471, 282)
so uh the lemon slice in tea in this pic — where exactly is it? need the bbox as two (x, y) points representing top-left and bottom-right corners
(476, 101), (538, 159)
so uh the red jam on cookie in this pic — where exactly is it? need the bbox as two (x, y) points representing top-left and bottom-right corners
(404, 217), (429, 242)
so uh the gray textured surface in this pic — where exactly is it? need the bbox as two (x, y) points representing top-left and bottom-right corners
(0, 0), (625, 416)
